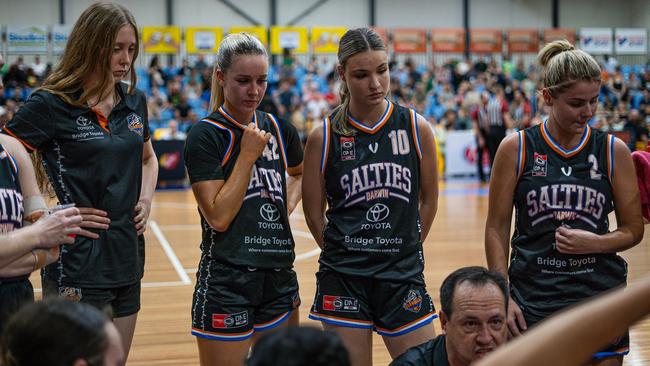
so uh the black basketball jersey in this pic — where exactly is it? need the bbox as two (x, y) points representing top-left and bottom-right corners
(184, 107), (302, 269)
(510, 122), (626, 317)
(320, 101), (425, 280)
(0, 144), (23, 236)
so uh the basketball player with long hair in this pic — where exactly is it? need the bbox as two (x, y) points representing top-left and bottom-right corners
(4, 3), (158, 359)
(302, 28), (439, 366)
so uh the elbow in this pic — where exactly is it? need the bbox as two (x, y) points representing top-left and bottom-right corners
(207, 217), (231, 232)
(632, 224), (645, 246)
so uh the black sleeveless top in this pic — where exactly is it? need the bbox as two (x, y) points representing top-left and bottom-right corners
(0, 143), (25, 280)
(184, 107), (303, 269)
(510, 122), (626, 317)
(320, 101), (425, 280)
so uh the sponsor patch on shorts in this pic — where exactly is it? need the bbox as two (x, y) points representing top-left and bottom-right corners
(58, 286), (82, 301)
(291, 292), (301, 309)
(402, 289), (423, 313)
(212, 311), (249, 329)
(323, 295), (359, 312)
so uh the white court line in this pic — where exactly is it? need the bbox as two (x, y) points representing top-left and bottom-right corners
(149, 220), (192, 285)
(295, 248), (321, 262)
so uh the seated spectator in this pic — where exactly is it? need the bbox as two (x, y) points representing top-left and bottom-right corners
(0, 299), (124, 366)
(247, 326), (350, 366)
(156, 119), (187, 140)
(390, 267), (508, 366)
(624, 109), (649, 151)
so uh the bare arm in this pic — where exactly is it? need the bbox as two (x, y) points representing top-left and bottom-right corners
(555, 138), (644, 254)
(192, 123), (270, 232)
(485, 133), (519, 276)
(0, 136), (80, 272)
(484, 133), (525, 335)
(475, 276), (650, 366)
(301, 125), (327, 249)
(134, 140), (159, 235)
(416, 115), (438, 241)
(286, 163), (303, 215)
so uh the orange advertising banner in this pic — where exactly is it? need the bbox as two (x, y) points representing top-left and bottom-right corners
(507, 29), (539, 53)
(393, 28), (427, 53)
(431, 28), (465, 52)
(543, 28), (576, 45)
(470, 29), (503, 53)
(371, 27), (389, 48)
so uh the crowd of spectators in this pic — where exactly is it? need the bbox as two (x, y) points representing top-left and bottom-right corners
(2, 52), (649, 152)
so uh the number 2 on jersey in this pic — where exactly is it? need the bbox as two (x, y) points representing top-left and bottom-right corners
(263, 135), (280, 161)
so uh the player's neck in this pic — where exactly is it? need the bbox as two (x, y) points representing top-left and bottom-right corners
(348, 98), (388, 127)
(223, 101), (254, 125)
(83, 75), (116, 107)
(545, 117), (585, 151)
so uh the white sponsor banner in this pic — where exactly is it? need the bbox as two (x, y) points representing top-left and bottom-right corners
(615, 28), (647, 55)
(7, 26), (48, 53)
(445, 130), (480, 177)
(579, 28), (613, 54)
(52, 25), (72, 54)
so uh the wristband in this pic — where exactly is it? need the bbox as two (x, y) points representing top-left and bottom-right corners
(23, 196), (47, 225)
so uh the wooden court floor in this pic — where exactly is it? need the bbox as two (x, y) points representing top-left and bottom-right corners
(32, 181), (650, 365)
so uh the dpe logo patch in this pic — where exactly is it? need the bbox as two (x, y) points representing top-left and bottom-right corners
(340, 137), (355, 161)
(532, 152), (547, 177)
(323, 295), (359, 312)
(212, 311), (248, 329)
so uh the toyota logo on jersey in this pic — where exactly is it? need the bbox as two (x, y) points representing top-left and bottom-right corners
(366, 203), (390, 222)
(260, 203), (280, 222)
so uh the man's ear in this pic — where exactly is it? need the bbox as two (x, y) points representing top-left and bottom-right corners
(439, 310), (449, 334)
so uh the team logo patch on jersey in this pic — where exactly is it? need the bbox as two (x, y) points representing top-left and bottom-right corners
(58, 286), (82, 301)
(402, 289), (423, 313)
(323, 295), (359, 312)
(340, 137), (356, 161)
(532, 153), (547, 177)
(212, 311), (248, 329)
(127, 113), (144, 136)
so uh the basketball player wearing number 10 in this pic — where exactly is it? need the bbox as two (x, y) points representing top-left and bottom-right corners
(302, 28), (439, 366)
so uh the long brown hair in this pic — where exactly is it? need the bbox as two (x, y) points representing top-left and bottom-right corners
(209, 33), (267, 113)
(331, 28), (386, 136)
(39, 2), (139, 106)
(36, 2), (139, 194)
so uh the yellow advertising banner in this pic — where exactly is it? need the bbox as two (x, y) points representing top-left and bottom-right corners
(271, 26), (308, 54)
(186, 27), (223, 54)
(229, 26), (268, 46)
(311, 27), (347, 54)
(142, 26), (181, 54)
